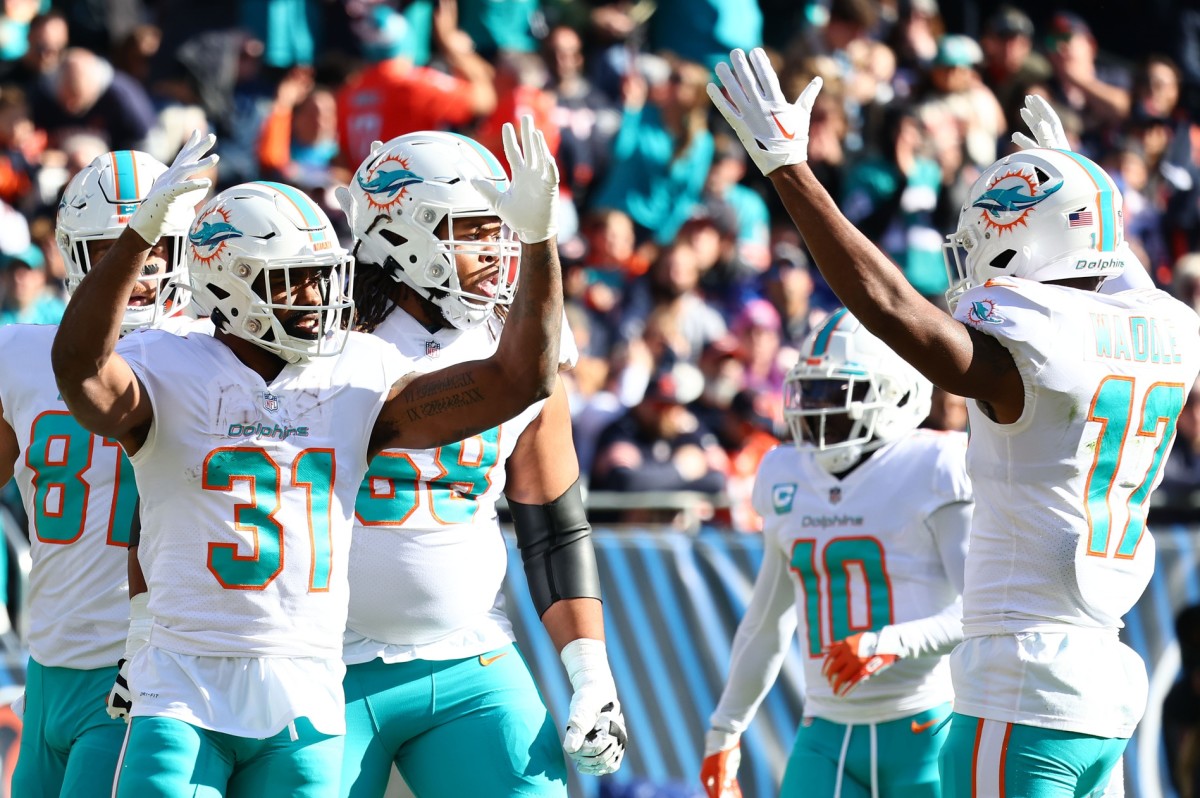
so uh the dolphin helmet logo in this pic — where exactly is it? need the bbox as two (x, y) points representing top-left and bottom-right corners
(189, 220), (244, 248)
(358, 156), (423, 209)
(972, 170), (1062, 235)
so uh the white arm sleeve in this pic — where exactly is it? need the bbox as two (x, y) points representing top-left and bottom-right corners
(709, 542), (799, 734)
(876, 501), (970, 659)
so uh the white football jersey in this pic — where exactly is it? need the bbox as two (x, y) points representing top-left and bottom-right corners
(343, 310), (577, 664)
(751, 431), (970, 724)
(951, 278), (1200, 736)
(0, 325), (132, 669)
(119, 329), (408, 659)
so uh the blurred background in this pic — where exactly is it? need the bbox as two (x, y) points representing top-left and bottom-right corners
(0, 0), (1198, 796)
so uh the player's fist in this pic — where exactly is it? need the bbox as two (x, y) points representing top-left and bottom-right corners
(561, 638), (627, 776)
(707, 47), (821, 176)
(106, 658), (133, 722)
(822, 631), (898, 696)
(701, 729), (742, 798)
(471, 114), (559, 244)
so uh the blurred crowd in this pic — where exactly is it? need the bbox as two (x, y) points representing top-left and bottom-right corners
(2, 0), (1200, 531)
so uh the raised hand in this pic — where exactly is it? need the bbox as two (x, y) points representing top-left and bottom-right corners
(707, 48), (822, 176)
(471, 114), (559, 244)
(1011, 94), (1070, 151)
(129, 129), (218, 245)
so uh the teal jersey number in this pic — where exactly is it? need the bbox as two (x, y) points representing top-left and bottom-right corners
(25, 411), (137, 545)
(1085, 377), (1185, 559)
(355, 428), (502, 527)
(790, 536), (893, 657)
(203, 446), (336, 591)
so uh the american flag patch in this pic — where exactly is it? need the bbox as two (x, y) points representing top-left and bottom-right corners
(1068, 210), (1093, 228)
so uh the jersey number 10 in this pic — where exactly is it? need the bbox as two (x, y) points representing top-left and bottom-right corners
(790, 536), (893, 657)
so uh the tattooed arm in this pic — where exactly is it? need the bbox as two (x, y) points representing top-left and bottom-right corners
(368, 238), (562, 456)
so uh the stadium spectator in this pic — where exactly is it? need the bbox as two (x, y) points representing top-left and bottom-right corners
(703, 136), (771, 271)
(1045, 11), (1132, 136)
(0, 243), (63, 326)
(257, 66), (340, 190)
(1157, 378), (1200, 523)
(589, 57), (714, 245)
(978, 6), (1051, 125)
(917, 33), (1005, 169)
(0, 10), (66, 88)
(590, 362), (727, 496)
(31, 47), (156, 150)
(759, 244), (819, 346)
(336, 0), (496, 168)
(714, 389), (778, 532)
(730, 297), (791, 424)
(619, 240), (727, 362)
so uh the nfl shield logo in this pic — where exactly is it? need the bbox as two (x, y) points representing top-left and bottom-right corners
(424, 340), (441, 358)
(829, 487), (842, 504)
(262, 392), (279, 412)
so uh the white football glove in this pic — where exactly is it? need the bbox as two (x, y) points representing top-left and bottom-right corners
(560, 638), (627, 776)
(707, 47), (823, 176)
(471, 114), (559, 244)
(128, 129), (218, 245)
(1011, 94), (1070, 151)
(107, 592), (152, 722)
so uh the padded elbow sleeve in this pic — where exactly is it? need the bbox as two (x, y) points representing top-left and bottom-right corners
(510, 479), (602, 617)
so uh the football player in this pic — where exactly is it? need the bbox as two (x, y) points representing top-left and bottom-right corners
(709, 48), (1200, 798)
(335, 130), (625, 798)
(50, 117), (565, 797)
(701, 311), (971, 798)
(0, 149), (195, 797)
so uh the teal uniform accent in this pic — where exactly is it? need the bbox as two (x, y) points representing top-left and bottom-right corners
(939, 713), (1127, 798)
(13, 660), (126, 798)
(340, 644), (567, 798)
(116, 715), (343, 798)
(781, 703), (951, 797)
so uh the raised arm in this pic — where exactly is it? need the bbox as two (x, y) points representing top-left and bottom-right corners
(52, 132), (217, 450)
(708, 49), (1023, 421)
(370, 116), (563, 453)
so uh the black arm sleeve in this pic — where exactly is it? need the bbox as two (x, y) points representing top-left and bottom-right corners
(509, 479), (602, 617)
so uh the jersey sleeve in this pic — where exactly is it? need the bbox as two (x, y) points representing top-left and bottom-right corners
(929, 431), (972, 509)
(115, 329), (176, 462)
(709, 541), (800, 734)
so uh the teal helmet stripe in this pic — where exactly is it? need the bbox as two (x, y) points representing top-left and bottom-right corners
(447, 132), (507, 180)
(111, 150), (139, 203)
(256, 181), (327, 242)
(1056, 150), (1116, 252)
(811, 308), (849, 356)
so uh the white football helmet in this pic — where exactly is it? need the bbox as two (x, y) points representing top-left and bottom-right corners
(944, 148), (1132, 310)
(56, 149), (192, 334)
(343, 130), (520, 329)
(784, 309), (932, 473)
(187, 181), (353, 363)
